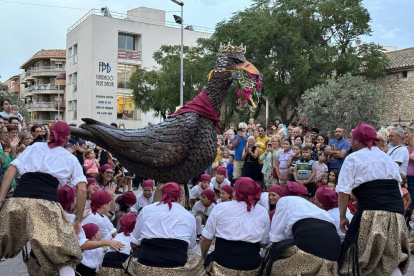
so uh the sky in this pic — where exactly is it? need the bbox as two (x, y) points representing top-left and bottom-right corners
(0, 0), (413, 81)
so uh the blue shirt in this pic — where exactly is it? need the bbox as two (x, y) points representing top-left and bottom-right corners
(327, 138), (350, 170)
(233, 134), (249, 160)
(227, 163), (234, 179)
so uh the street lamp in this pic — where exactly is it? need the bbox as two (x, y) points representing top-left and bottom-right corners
(171, 0), (184, 107)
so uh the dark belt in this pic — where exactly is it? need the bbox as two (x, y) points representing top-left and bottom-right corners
(101, 251), (129, 269)
(12, 172), (59, 202)
(205, 237), (261, 271)
(136, 238), (188, 268)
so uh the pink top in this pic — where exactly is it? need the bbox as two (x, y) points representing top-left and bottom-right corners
(316, 162), (328, 180)
(407, 150), (414, 176)
(84, 159), (99, 174)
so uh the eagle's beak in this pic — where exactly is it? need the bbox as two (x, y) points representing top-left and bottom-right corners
(237, 61), (259, 75)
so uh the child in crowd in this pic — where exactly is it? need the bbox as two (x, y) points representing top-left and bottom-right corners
(327, 182), (336, 191)
(189, 174), (213, 208)
(287, 144), (302, 181)
(84, 149), (101, 178)
(276, 140), (293, 188)
(305, 137), (313, 148)
(98, 213), (138, 275)
(76, 223), (104, 276)
(314, 153), (328, 183)
(113, 191), (136, 230)
(227, 154), (234, 186)
(293, 146), (317, 198)
(130, 180), (155, 214)
(400, 174), (412, 215)
(10, 105), (25, 130)
(217, 185), (233, 203)
(221, 149), (230, 168)
(348, 192), (358, 215)
(211, 166), (231, 198)
(191, 189), (216, 242)
(315, 172), (329, 190)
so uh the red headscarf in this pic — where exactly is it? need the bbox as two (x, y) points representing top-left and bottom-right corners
(216, 166), (227, 176)
(352, 123), (379, 149)
(282, 182), (308, 197)
(235, 177), (262, 211)
(99, 164), (113, 174)
(90, 190), (112, 214)
(82, 223), (99, 240)
(220, 185), (233, 199)
(48, 121), (70, 148)
(269, 184), (283, 197)
(158, 182), (181, 210)
(269, 210), (275, 221)
(142, 180), (154, 188)
(316, 185), (338, 210)
(57, 185), (77, 214)
(199, 174), (211, 183)
(115, 191), (137, 205)
(87, 177), (97, 188)
(119, 213), (138, 236)
(202, 189), (217, 204)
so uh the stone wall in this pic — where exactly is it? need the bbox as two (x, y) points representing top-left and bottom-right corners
(372, 70), (414, 124)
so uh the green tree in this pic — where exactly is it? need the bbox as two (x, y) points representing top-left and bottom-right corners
(129, 45), (211, 119)
(297, 73), (387, 134)
(197, 0), (389, 124)
(0, 91), (30, 123)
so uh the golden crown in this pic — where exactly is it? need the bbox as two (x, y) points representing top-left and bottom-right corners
(219, 42), (246, 54)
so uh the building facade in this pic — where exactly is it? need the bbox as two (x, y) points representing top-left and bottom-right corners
(65, 7), (212, 128)
(3, 75), (20, 94)
(19, 50), (66, 125)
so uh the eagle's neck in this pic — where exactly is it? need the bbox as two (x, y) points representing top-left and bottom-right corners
(204, 71), (233, 114)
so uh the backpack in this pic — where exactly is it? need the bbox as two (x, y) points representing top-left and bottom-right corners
(296, 159), (313, 181)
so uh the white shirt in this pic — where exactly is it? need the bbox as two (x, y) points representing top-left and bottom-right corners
(270, 196), (334, 243)
(257, 192), (270, 213)
(65, 212), (88, 247)
(211, 177), (231, 190)
(81, 248), (104, 270)
(0, 111), (10, 119)
(189, 184), (214, 200)
(131, 202), (197, 254)
(82, 212), (113, 240)
(191, 201), (215, 216)
(11, 143), (87, 185)
(387, 145), (409, 175)
(130, 192), (154, 213)
(108, 232), (133, 255)
(337, 147), (402, 194)
(327, 207), (353, 243)
(202, 200), (270, 244)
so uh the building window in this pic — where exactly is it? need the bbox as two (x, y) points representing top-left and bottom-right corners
(72, 44), (78, 64)
(72, 73), (77, 92)
(73, 100), (77, 120)
(117, 64), (137, 89)
(55, 62), (63, 69)
(117, 93), (140, 120)
(402, 71), (408, 78)
(118, 34), (135, 51)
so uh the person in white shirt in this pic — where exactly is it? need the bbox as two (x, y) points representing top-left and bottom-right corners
(130, 180), (154, 214)
(257, 184), (283, 213)
(314, 185), (353, 243)
(191, 189), (216, 241)
(126, 182), (204, 276)
(113, 191), (136, 230)
(82, 190), (117, 241)
(77, 223), (105, 275)
(0, 121), (87, 276)
(217, 184), (233, 203)
(98, 213), (137, 276)
(200, 177), (269, 275)
(337, 123), (409, 276)
(263, 193), (341, 276)
(211, 166), (231, 198)
(189, 174), (213, 208)
(387, 127), (409, 175)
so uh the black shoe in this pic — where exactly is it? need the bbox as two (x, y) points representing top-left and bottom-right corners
(196, 235), (201, 243)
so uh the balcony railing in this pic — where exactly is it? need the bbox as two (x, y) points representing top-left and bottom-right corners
(26, 66), (65, 77)
(27, 102), (57, 110)
(21, 84), (63, 97)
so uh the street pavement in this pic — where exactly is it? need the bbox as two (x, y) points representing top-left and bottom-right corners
(1, 185), (414, 275)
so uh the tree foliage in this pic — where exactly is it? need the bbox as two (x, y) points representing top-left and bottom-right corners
(0, 89), (30, 123)
(297, 73), (387, 134)
(197, 0), (389, 124)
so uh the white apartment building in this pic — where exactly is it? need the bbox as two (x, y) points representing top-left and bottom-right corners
(65, 7), (212, 128)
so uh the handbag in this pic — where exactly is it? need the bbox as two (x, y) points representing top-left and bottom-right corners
(271, 155), (279, 179)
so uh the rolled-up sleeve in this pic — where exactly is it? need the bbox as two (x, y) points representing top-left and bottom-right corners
(260, 219), (270, 245)
(202, 206), (219, 240)
(71, 160), (87, 186)
(336, 157), (356, 194)
(131, 211), (143, 246)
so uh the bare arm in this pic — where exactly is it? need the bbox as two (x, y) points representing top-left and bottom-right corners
(405, 193), (412, 211)
(81, 239), (125, 251)
(330, 149), (348, 159)
(0, 165), (18, 204)
(200, 236), (212, 260)
(338, 192), (350, 234)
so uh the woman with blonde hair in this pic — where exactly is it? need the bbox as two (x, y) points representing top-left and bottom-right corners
(260, 135), (283, 187)
(241, 136), (261, 182)
(376, 127), (389, 152)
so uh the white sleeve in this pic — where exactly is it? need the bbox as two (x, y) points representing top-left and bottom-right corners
(71, 159), (87, 186)
(131, 211), (143, 246)
(191, 202), (199, 216)
(78, 228), (88, 247)
(260, 216), (271, 245)
(393, 147), (409, 163)
(97, 217), (112, 240)
(269, 201), (289, 243)
(189, 186), (197, 200)
(188, 216), (198, 254)
(202, 205), (219, 240)
(336, 156), (356, 194)
(103, 215), (117, 235)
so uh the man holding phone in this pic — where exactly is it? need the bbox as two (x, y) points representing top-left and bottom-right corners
(231, 122), (249, 181)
